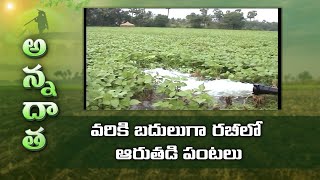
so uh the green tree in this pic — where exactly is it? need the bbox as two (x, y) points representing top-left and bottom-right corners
(166, 8), (171, 17)
(67, 69), (72, 79)
(186, 13), (203, 28)
(222, 10), (245, 29)
(200, 8), (210, 27)
(170, 18), (188, 28)
(153, 14), (169, 27)
(54, 70), (63, 79)
(129, 8), (137, 17)
(247, 10), (258, 21)
(243, 20), (278, 31)
(131, 8), (153, 26)
(132, 8), (153, 27)
(86, 8), (131, 26)
(213, 8), (224, 22)
(298, 71), (313, 82)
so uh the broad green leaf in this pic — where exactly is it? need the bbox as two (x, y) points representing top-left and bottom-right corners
(194, 98), (206, 104)
(198, 84), (205, 91)
(144, 75), (152, 84)
(130, 99), (141, 106)
(169, 91), (176, 97)
(110, 99), (120, 108)
(176, 91), (187, 97)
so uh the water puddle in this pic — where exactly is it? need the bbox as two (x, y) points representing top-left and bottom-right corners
(144, 68), (254, 97)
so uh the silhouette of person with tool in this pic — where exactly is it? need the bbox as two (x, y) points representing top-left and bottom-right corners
(24, 9), (49, 34)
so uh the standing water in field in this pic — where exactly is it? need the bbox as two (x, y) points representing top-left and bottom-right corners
(144, 68), (254, 97)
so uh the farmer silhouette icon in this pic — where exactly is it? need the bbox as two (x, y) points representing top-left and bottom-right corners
(24, 9), (49, 34)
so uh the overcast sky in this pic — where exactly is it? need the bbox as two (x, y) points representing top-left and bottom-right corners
(141, 8), (278, 22)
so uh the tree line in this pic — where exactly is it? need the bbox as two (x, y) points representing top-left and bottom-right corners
(284, 71), (315, 83)
(86, 8), (278, 31)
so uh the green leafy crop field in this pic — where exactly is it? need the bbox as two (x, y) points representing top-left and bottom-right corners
(86, 27), (278, 110)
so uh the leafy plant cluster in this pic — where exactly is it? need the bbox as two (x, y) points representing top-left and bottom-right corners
(86, 27), (278, 110)
(115, 28), (278, 84)
(86, 58), (154, 110)
(153, 81), (215, 110)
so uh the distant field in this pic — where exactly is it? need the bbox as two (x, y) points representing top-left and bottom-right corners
(87, 27), (278, 83)
(86, 27), (278, 110)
